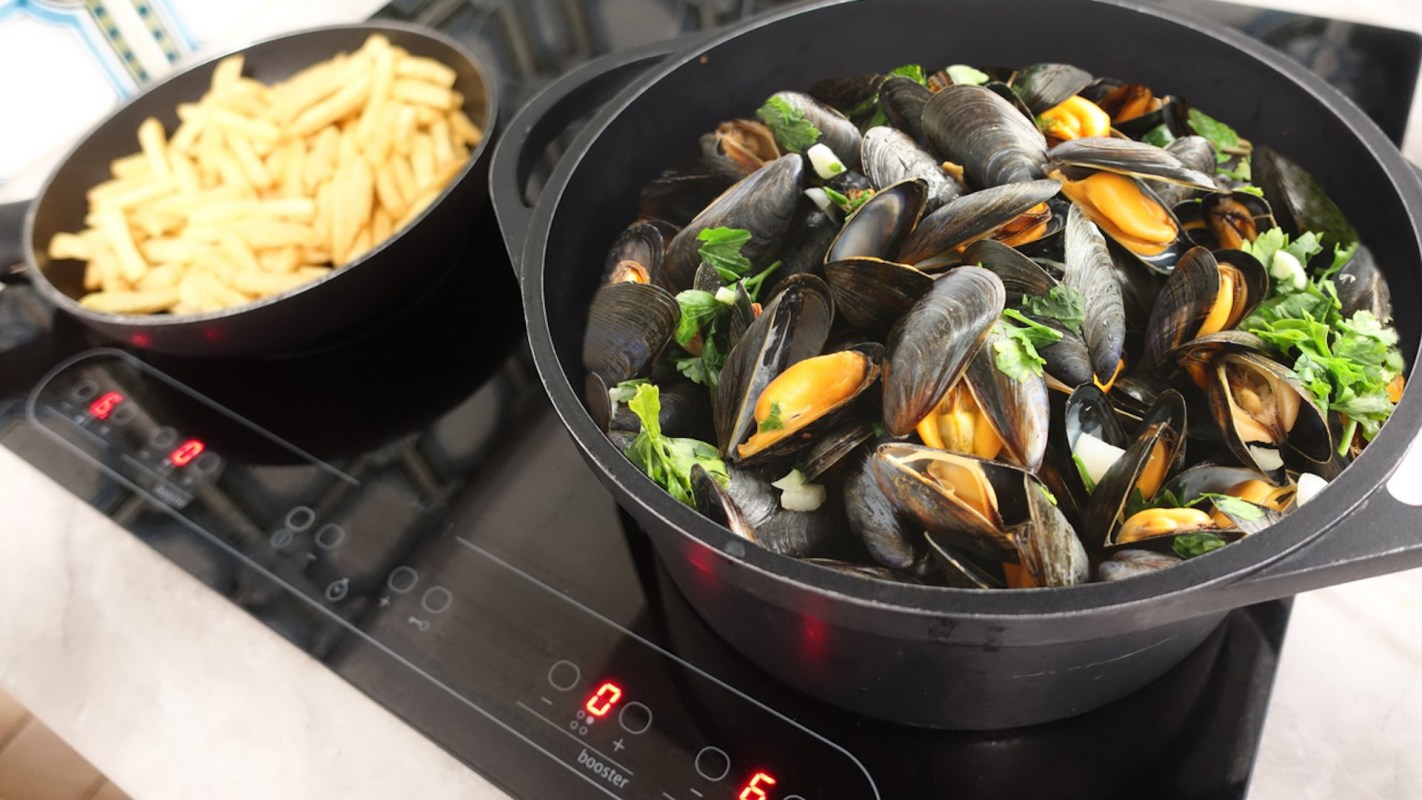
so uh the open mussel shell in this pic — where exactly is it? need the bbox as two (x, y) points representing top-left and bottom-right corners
(826, 178), (928, 262)
(843, 440), (921, 570)
(1063, 204), (1126, 383)
(879, 76), (932, 144)
(823, 257), (933, 331)
(1099, 549), (1182, 581)
(1065, 383), (1130, 467)
(1011, 62), (1094, 115)
(1143, 247), (1268, 374)
(923, 84), (1047, 189)
(1085, 80), (1191, 140)
(963, 325), (1050, 472)
(714, 274), (834, 456)
(665, 154), (805, 289)
(1204, 351), (1333, 478)
(1335, 244), (1392, 321)
(860, 126), (962, 211)
(602, 221), (668, 287)
(699, 119), (781, 182)
(923, 535), (1007, 589)
(1164, 463), (1295, 534)
(896, 179), (1062, 268)
(1083, 389), (1188, 549)
(732, 342), (884, 470)
(882, 266), (1006, 436)
(871, 444), (1027, 562)
(582, 281), (679, 387)
(1052, 165), (1188, 274)
(1048, 137), (1218, 192)
(1255, 145), (1358, 249)
(766, 91), (862, 170)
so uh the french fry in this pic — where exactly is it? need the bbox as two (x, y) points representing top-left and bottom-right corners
(136, 263), (184, 291)
(80, 288), (180, 314)
(430, 115), (453, 165)
(373, 159), (405, 219)
(92, 210), (149, 283)
(48, 232), (92, 261)
(211, 54), (244, 93)
(210, 107), (281, 142)
(411, 133), (434, 189)
(170, 151), (201, 194)
(450, 109), (483, 146)
(137, 117), (172, 180)
(289, 72), (373, 138)
(395, 55), (456, 88)
(258, 245), (301, 274)
(111, 152), (152, 179)
(372, 207), (393, 244)
(232, 267), (326, 296)
(391, 154), (417, 203)
(391, 78), (455, 110)
(217, 229), (261, 273)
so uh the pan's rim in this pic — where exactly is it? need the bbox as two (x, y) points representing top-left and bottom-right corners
(521, 0), (1422, 636)
(21, 18), (500, 329)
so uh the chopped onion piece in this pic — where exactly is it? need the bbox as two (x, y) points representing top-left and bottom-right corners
(714, 286), (738, 305)
(1268, 251), (1307, 292)
(1248, 444), (1285, 472)
(804, 187), (838, 218)
(772, 468), (827, 512)
(807, 143), (846, 180)
(1076, 433), (1125, 485)
(1295, 472), (1328, 507)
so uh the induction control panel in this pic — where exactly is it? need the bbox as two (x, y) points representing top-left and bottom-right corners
(27, 350), (880, 800)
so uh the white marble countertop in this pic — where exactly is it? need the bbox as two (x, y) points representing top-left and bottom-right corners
(2, 1), (1422, 799)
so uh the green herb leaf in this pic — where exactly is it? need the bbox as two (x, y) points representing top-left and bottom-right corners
(1187, 108), (1240, 154)
(1071, 452), (1097, 493)
(946, 64), (990, 86)
(1217, 156), (1251, 182)
(1236, 185), (1265, 197)
(674, 290), (724, 348)
(1037, 483), (1058, 506)
(888, 63), (928, 86)
(1141, 124), (1176, 148)
(823, 186), (875, 215)
(624, 384), (728, 505)
(994, 310), (1062, 381)
(1173, 532), (1229, 559)
(697, 226), (755, 282)
(755, 95), (822, 153)
(1124, 487), (1151, 520)
(1019, 285), (1087, 334)
(700, 329), (727, 389)
(675, 355), (709, 386)
(759, 401), (786, 433)
(1200, 493), (1266, 521)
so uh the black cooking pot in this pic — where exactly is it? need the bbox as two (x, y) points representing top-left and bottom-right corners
(492, 0), (1422, 729)
(0, 22), (497, 356)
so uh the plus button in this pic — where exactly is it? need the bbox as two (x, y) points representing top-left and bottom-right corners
(613, 738), (626, 752)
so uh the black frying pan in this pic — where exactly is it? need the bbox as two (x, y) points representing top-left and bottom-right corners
(492, 0), (1422, 731)
(0, 21), (497, 356)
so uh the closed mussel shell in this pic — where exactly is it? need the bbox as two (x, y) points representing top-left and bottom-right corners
(665, 154), (805, 289)
(711, 466), (853, 558)
(1255, 145), (1358, 249)
(765, 91), (863, 170)
(963, 325), (1050, 472)
(582, 281), (679, 386)
(1063, 204), (1126, 383)
(1099, 549), (1182, 581)
(962, 239), (1058, 303)
(843, 440), (921, 571)
(882, 266), (1006, 436)
(602, 221), (668, 287)
(822, 257), (933, 331)
(1335, 244), (1392, 321)
(1015, 475), (1091, 586)
(1011, 62), (1094, 115)
(878, 76), (933, 144)
(826, 178), (928, 263)
(923, 84), (1048, 189)
(860, 126), (962, 210)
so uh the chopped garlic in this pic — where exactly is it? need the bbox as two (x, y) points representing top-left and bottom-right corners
(806, 143), (846, 180)
(1076, 433), (1125, 485)
(1295, 472), (1328, 507)
(1269, 251), (1307, 292)
(772, 468), (827, 512)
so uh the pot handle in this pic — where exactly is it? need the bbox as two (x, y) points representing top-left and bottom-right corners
(1206, 432), (1422, 609)
(490, 36), (700, 276)
(0, 200), (28, 280)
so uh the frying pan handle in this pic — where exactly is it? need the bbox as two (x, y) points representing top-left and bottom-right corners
(1208, 433), (1422, 608)
(0, 200), (27, 279)
(490, 35), (702, 276)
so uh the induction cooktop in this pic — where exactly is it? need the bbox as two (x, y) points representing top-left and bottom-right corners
(1, 1), (1417, 798)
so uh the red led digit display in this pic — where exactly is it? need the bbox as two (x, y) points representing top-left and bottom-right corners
(738, 772), (777, 800)
(584, 681), (623, 718)
(88, 391), (125, 420)
(169, 439), (206, 467)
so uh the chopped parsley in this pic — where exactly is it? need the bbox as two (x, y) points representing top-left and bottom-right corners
(759, 401), (787, 433)
(624, 384), (728, 505)
(1187, 107), (1252, 181)
(755, 95), (821, 153)
(889, 63), (929, 86)
(1019, 285), (1086, 334)
(674, 289), (724, 348)
(994, 309), (1063, 381)
(1241, 229), (1403, 447)
(1199, 493), (1266, 521)
(1173, 532), (1228, 559)
(1141, 124), (1175, 148)
(823, 185), (876, 215)
(695, 226), (780, 300)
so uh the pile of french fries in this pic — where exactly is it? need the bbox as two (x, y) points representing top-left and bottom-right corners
(49, 33), (483, 316)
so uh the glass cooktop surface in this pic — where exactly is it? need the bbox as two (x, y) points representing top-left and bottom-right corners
(2, 1), (1417, 798)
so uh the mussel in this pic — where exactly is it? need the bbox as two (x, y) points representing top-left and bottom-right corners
(860, 126), (962, 210)
(1255, 145), (1358, 248)
(923, 84), (1048, 188)
(1082, 390), (1189, 549)
(896, 179), (1062, 268)
(1143, 247), (1268, 374)
(582, 281), (679, 387)
(1062, 204), (1126, 385)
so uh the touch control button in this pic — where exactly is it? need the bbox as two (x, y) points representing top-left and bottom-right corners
(284, 506), (315, 532)
(617, 702), (652, 735)
(547, 660), (581, 691)
(386, 566), (419, 593)
(695, 746), (730, 782)
(421, 586), (452, 614)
